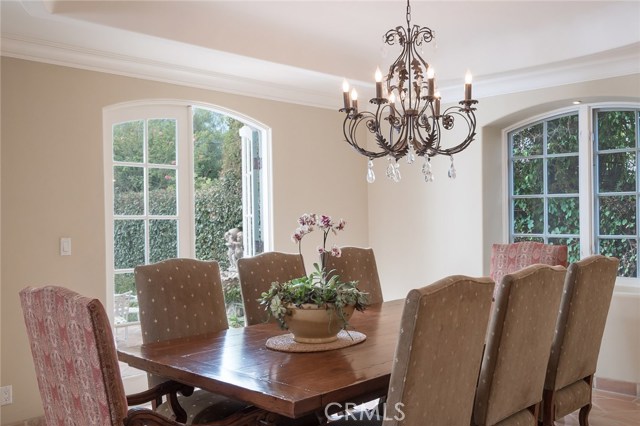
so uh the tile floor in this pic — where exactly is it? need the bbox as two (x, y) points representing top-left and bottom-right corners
(115, 324), (640, 425)
(555, 390), (640, 425)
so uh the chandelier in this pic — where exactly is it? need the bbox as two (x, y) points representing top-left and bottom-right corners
(339, 0), (478, 183)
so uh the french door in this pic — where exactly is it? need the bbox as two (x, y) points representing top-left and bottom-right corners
(103, 102), (270, 327)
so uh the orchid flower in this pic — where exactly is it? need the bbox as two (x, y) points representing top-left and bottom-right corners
(293, 213), (346, 270)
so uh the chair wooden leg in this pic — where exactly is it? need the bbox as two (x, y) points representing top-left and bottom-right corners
(528, 402), (540, 422)
(168, 390), (187, 423)
(578, 375), (594, 426)
(152, 395), (162, 409)
(542, 388), (555, 426)
(578, 404), (591, 426)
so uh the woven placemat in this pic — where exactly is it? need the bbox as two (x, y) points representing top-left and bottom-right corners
(265, 330), (366, 353)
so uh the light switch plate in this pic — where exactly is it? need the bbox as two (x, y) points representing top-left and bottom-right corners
(60, 237), (71, 256)
(0, 385), (12, 405)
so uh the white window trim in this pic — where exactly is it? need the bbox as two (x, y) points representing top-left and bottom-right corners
(501, 101), (640, 290)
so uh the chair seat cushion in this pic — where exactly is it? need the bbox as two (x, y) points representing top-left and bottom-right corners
(156, 389), (250, 424)
(551, 379), (591, 419)
(494, 409), (536, 426)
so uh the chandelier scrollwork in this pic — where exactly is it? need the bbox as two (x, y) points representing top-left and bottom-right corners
(339, 0), (478, 183)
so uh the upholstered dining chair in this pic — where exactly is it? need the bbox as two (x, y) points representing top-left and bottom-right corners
(134, 258), (250, 423)
(541, 255), (619, 426)
(19, 285), (268, 426)
(327, 275), (495, 425)
(237, 251), (306, 325)
(489, 242), (568, 300)
(323, 247), (384, 305)
(472, 264), (566, 426)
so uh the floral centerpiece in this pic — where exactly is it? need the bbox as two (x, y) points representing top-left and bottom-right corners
(259, 214), (368, 343)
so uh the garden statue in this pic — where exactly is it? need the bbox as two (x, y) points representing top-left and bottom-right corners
(224, 227), (244, 271)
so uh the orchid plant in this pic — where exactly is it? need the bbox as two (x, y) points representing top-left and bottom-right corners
(292, 213), (346, 271)
(259, 213), (368, 330)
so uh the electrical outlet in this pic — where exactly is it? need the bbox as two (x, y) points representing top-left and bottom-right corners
(0, 385), (12, 406)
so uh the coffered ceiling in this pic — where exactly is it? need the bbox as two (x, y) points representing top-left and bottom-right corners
(2, 1), (639, 108)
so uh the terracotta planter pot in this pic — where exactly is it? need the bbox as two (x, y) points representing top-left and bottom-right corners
(285, 303), (355, 343)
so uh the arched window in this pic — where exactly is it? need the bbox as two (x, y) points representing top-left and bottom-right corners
(103, 101), (271, 332)
(506, 103), (640, 280)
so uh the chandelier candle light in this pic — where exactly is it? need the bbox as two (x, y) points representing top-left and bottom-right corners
(340, 0), (478, 183)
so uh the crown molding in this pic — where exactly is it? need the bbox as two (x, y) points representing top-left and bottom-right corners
(471, 43), (640, 101)
(1, 33), (345, 110)
(2, 34), (639, 111)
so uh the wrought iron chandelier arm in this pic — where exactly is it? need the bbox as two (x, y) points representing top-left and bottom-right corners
(342, 111), (389, 159)
(413, 115), (441, 157)
(387, 118), (409, 160)
(428, 104), (477, 156)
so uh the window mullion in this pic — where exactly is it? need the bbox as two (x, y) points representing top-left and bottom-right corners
(578, 105), (593, 258)
(176, 107), (192, 258)
(143, 120), (150, 265)
(543, 121), (549, 244)
(636, 110), (640, 277)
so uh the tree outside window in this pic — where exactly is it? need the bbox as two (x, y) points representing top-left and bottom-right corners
(595, 109), (639, 277)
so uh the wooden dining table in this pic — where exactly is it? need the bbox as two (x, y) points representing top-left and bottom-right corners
(117, 299), (404, 420)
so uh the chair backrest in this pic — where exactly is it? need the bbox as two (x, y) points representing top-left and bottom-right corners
(545, 255), (619, 392)
(135, 258), (229, 387)
(490, 242), (567, 302)
(135, 258), (229, 343)
(473, 264), (566, 426)
(323, 247), (384, 305)
(382, 275), (494, 425)
(20, 286), (128, 426)
(490, 242), (568, 284)
(237, 252), (306, 326)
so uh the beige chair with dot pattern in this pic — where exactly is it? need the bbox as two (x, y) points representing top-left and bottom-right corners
(472, 264), (566, 426)
(237, 252), (306, 326)
(541, 255), (619, 426)
(327, 275), (494, 425)
(134, 258), (250, 424)
(323, 247), (384, 305)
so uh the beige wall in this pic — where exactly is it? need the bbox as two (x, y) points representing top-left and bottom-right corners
(599, 291), (640, 381)
(369, 73), (640, 383)
(0, 57), (369, 423)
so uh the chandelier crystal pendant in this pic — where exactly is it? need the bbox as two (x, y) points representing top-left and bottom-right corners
(339, 0), (478, 183)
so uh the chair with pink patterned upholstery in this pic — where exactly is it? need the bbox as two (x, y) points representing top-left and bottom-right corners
(490, 242), (568, 299)
(323, 247), (384, 305)
(19, 285), (269, 426)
